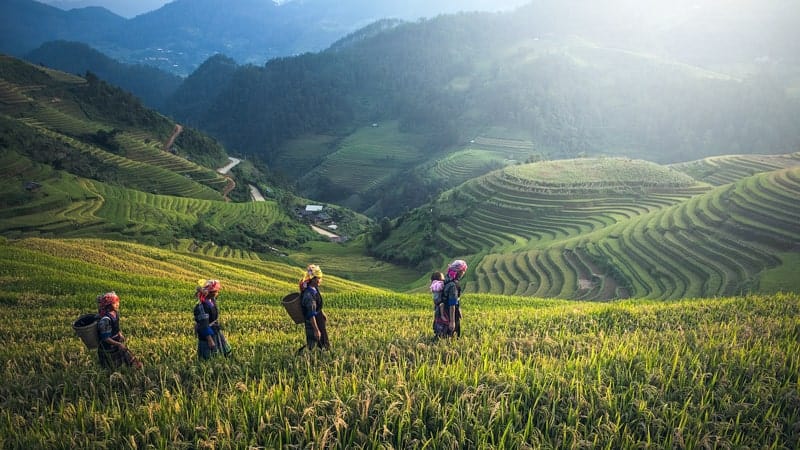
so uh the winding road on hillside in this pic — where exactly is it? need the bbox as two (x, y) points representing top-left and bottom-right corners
(164, 124), (183, 151)
(214, 157), (338, 240)
(217, 157), (241, 201)
(217, 157), (241, 175)
(249, 185), (265, 201)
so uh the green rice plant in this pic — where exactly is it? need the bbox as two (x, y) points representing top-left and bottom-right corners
(1, 238), (798, 450)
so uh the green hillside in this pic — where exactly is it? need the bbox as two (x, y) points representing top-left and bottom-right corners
(0, 55), (230, 197)
(1, 237), (799, 448)
(671, 152), (800, 186)
(372, 158), (707, 263)
(472, 167), (800, 299)
(0, 55), (336, 252)
(0, 150), (316, 250)
(371, 158), (800, 299)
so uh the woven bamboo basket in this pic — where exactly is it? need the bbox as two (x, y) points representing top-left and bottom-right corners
(281, 292), (305, 324)
(73, 313), (99, 349)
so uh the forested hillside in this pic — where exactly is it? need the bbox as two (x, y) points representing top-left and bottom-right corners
(25, 40), (182, 110)
(165, 3), (800, 218)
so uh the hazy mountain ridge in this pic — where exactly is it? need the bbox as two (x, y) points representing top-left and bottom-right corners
(3, 0), (528, 75)
(25, 40), (183, 110)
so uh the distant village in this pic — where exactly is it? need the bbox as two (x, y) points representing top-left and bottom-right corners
(296, 204), (346, 243)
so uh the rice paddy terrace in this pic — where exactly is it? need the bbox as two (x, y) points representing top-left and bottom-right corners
(301, 122), (427, 200)
(0, 151), (298, 250)
(671, 153), (800, 186)
(470, 166), (800, 300)
(425, 136), (537, 188)
(0, 57), (229, 200)
(0, 237), (380, 298)
(2, 236), (799, 448)
(434, 158), (707, 254)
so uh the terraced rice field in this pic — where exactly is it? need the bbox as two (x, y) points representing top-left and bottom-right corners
(1, 237), (799, 448)
(671, 152), (800, 186)
(0, 152), (293, 247)
(470, 167), (800, 299)
(307, 122), (426, 195)
(15, 122), (225, 200)
(435, 158), (706, 256)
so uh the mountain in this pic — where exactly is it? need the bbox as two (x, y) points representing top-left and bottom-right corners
(166, 5), (800, 218)
(25, 40), (182, 110)
(0, 0), (124, 54)
(2, 0), (528, 75)
(163, 54), (238, 127)
(39, 0), (170, 18)
(0, 55), (323, 251)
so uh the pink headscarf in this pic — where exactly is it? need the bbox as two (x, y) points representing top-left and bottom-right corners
(97, 291), (119, 314)
(447, 259), (468, 279)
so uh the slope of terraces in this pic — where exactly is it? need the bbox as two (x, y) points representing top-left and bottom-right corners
(469, 167), (800, 299)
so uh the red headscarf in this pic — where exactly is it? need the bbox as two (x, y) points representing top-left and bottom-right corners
(196, 279), (221, 302)
(97, 291), (119, 314)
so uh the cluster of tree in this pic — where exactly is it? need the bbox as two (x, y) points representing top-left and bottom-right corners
(78, 72), (174, 135)
(171, 127), (229, 170)
(25, 41), (182, 110)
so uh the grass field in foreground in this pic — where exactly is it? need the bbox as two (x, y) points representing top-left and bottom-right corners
(1, 239), (799, 449)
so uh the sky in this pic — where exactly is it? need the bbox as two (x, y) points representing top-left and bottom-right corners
(39, 0), (173, 18)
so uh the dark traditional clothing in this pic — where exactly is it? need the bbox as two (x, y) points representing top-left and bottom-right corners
(440, 275), (463, 337)
(300, 286), (329, 351)
(96, 311), (140, 369)
(194, 296), (231, 359)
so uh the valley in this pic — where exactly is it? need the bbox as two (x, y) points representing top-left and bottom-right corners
(1, 1), (800, 447)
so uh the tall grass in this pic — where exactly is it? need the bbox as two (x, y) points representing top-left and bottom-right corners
(1, 237), (798, 448)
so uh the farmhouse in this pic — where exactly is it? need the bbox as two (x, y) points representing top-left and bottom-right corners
(24, 181), (42, 191)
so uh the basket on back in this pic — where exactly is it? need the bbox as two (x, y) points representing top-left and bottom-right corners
(73, 313), (99, 349)
(281, 292), (305, 324)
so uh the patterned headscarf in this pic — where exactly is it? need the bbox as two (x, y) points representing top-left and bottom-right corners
(196, 279), (221, 302)
(299, 264), (323, 291)
(97, 291), (119, 314)
(447, 259), (468, 280)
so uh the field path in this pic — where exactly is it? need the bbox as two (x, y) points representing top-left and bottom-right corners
(249, 184), (265, 201)
(311, 224), (340, 239)
(217, 157), (241, 175)
(164, 124), (183, 151)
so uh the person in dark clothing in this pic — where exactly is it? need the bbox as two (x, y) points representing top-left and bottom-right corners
(96, 291), (142, 370)
(298, 275), (330, 354)
(441, 259), (468, 338)
(193, 279), (231, 359)
(430, 271), (450, 338)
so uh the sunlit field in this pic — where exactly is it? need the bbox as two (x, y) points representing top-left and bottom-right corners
(2, 284), (798, 448)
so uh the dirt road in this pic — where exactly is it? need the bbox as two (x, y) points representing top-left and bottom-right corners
(249, 185), (265, 201)
(164, 124), (183, 151)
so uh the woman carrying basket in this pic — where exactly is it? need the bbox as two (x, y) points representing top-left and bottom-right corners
(297, 265), (330, 354)
(96, 291), (143, 370)
(193, 279), (232, 359)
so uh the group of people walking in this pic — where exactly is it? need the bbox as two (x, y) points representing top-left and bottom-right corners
(90, 260), (467, 370)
